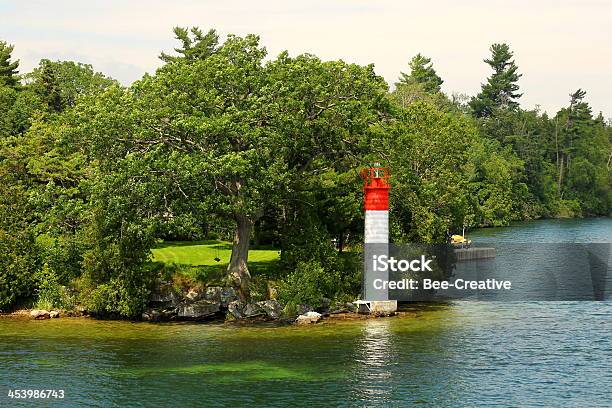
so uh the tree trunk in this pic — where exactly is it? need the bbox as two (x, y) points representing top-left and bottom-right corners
(558, 155), (564, 198)
(338, 232), (345, 253)
(227, 213), (253, 301)
(554, 118), (560, 172)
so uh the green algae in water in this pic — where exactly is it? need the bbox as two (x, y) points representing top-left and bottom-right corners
(118, 361), (347, 382)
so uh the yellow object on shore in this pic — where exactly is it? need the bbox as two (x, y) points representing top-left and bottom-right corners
(450, 234), (472, 247)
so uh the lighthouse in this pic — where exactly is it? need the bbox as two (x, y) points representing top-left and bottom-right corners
(359, 165), (397, 313)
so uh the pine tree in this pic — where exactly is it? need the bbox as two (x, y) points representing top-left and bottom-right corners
(38, 60), (63, 112)
(470, 43), (522, 117)
(559, 89), (592, 186)
(160, 27), (219, 63)
(0, 41), (20, 87)
(398, 53), (443, 93)
(565, 89), (592, 158)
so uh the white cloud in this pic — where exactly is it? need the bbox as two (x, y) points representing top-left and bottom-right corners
(1, 0), (610, 116)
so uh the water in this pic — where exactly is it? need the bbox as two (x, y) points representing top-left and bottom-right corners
(469, 217), (612, 243)
(1, 219), (610, 407)
(458, 218), (612, 301)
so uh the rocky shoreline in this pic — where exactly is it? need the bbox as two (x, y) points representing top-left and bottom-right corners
(4, 308), (87, 320)
(141, 282), (361, 324)
(3, 283), (374, 325)
(3, 283), (407, 325)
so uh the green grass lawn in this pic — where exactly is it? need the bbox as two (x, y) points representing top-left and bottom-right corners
(151, 240), (282, 284)
(151, 240), (280, 266)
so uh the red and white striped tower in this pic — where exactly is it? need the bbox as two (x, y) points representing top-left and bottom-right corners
(360, 165), (391, 302)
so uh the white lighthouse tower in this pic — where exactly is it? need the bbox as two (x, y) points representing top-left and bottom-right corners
(359, 165), (397, 314)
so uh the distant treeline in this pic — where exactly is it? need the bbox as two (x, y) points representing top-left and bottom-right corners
(0, 29), (610, 315)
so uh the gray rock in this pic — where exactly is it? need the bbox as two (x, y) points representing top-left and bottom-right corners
(345, 302), (358, 312)
(177, 300), (220, 319)
(63, 309), (84, 317)
(49, 310), (60, 318)
(257, 300), (283, 319)
(149, 283), (180, 305)
(30, 309), (50, 320)
(243, 303), (266, 318)
(329, 302), (357, 314)
(142, 308), (177, 322)
(185, 289), (203, 302)
(227, 300), (245, 319)
(150, 309), (161, 320)
(204, 286), (222, 303)
(143, 307), (177, 321)
(295, 311), (322, 325)
(220, 287), (238, 306)
(205, 286), (238, 307)
(297, 304), (314, 315)
(161, 308), (177, 318)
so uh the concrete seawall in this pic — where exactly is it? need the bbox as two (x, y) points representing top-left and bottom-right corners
(454, 247), (496, 261)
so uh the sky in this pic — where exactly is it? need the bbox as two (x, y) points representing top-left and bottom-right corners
(1, 0), (611, 117)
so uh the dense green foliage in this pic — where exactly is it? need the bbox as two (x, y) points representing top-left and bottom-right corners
(0, 185), (41, 309)
(0, 30), (609, 314)
(0, 41), (19, 88)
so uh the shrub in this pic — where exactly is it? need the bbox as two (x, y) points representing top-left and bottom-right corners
(81, 275), (150, 318)
(0, 229), (41, 311)
(278, 219), (362, 310)
(557, 199), (582, 218)
(37, 235), (85, 285)
(77, 198), (157, 318)
(34, 266), (75, 310)
(277, 256), (361, 310)
(277, 260), (334, 308)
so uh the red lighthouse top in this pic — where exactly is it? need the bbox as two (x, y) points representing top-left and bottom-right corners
(360, 166), (391, 211)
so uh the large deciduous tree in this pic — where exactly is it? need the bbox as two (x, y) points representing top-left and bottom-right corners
(75, 28), (387, 300)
